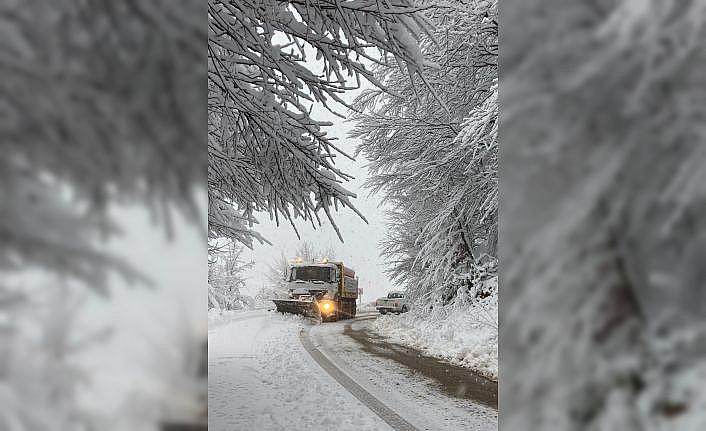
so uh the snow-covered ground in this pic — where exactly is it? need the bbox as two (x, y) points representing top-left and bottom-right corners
(370, 306), (498, 381)
(208, 309), (392, 430)
(208, 309), (497, 430)
(310, 317), (497, 431)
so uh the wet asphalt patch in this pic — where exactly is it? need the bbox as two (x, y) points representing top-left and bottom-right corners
(344, 316), (498, 409)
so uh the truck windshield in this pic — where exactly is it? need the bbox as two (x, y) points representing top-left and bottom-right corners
(387, 292), (404, 299)
(291, 266), (332, 282)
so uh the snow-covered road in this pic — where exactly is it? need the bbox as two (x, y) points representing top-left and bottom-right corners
(208, 309), (497, 430)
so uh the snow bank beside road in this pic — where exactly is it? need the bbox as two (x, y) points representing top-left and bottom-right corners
(371, 305), (498, 381)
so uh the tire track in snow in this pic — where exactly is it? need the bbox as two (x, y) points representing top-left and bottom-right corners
(299, 326), (420, 431)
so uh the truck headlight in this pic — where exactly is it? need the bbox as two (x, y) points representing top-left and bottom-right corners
(319, 300), (334, 314)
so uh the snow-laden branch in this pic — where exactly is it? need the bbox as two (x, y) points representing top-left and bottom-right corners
(208, 0), (433, 244)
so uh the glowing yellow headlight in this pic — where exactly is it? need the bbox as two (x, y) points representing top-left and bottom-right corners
(320, 301), (334, 313)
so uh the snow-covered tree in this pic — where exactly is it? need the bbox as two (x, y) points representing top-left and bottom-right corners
(208, 241), (254, 311)
(501, 1), (706, 429)
(264, 252), (292, 300)
(208, 0), (434, 246)
(350, 0), (498, 306)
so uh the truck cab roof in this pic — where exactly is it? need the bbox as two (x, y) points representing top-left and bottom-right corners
(289, 261), (356, 278)
(289, 262), (338, 268)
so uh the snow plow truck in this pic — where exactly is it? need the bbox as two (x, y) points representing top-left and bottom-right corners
(272, 259), (358, 322)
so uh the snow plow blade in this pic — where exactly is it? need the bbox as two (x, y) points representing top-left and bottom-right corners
(272, 299), (319, 317)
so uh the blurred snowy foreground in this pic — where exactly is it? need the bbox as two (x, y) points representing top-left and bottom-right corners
(208, 309), (497, 431)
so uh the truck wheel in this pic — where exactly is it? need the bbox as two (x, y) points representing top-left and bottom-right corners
(380, 310), (387, 315)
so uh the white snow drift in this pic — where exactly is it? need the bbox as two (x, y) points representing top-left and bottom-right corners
(371, 276), (498, 381)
